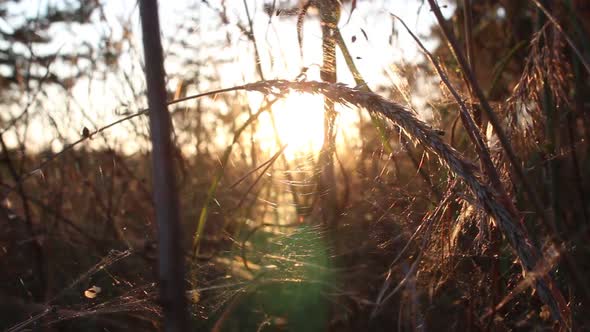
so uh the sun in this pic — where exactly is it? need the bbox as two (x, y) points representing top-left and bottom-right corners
(253, 92), (325, 160)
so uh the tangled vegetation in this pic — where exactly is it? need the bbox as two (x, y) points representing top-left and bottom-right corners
(1, 0), (590, 331)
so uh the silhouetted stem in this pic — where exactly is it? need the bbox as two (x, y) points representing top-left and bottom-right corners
(139, 1), (188, 330)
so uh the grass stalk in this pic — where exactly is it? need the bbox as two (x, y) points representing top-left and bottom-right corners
(243, 79), (570, 327)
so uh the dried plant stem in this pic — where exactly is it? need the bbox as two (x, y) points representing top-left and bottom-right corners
(334, 27), (441, 199)
(17, 86), (240, 187)
(241, 0), (302, 216)
(391, 12), (514, 260)
(233, 145), (288, 210)
(192, 99), (276, 257)
(426, 1), (571, 325)
(461, 0), (483, 128)
(531, 0), (590, 75)
(425, 1), (544, 220)
(536, 2), (560, 245)
(372, 180), (458, 318)
(317, 0), (340, 227)
(7, 75), (572, 325)
(139, 1), (188, 330)
(243, 79), (569, 327)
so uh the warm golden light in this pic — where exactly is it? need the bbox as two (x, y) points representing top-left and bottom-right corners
(254, 92), (326, 159)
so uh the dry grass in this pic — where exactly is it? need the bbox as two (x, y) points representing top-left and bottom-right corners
(3, 1), (590, 330)
(240, 79), (569, 325)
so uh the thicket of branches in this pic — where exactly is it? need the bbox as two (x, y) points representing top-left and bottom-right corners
(1, 0), (590, 331)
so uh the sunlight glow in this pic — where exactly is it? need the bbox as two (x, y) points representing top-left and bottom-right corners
(254, 92), (325, 159)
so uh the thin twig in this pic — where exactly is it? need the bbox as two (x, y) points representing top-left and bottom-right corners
(233, 144), (288, 209)
(16, 86), (245, 187)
